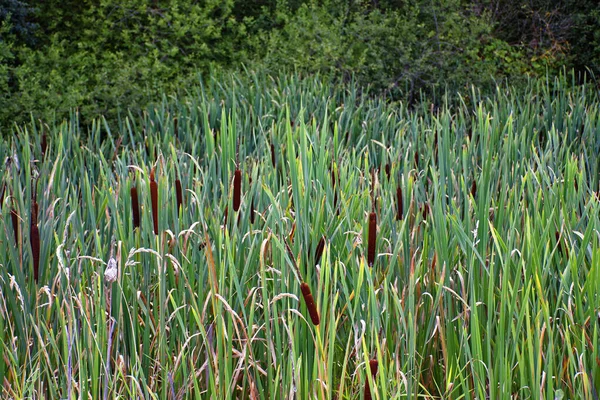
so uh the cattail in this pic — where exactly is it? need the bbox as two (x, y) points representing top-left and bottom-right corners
(173, 117), (178, 135)
(11, 208), (19, 244)
(367, 212), (377, 267)
(30, 200), (40, 282)
(223, 205), (229, 225)
(130, 186), (140, 229)
(300, 282), (320, 325)
(384, 163), (390, 181)
(175, 175), (183, 211)
(150, 168), (158, 235)
(250, 196), (256, 224)
(396, 186), (403, 220)
(414, 151), (419, 169)
(471, 180), (477, 198)
(364, 358), (379, 400)
(270, 143), (276, 168)
(233, 169), (242, 212)
(314, 236), (325, 266)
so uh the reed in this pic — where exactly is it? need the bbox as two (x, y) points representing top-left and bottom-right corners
(300, 282), (320, 325)
(367, 212), (377, 267)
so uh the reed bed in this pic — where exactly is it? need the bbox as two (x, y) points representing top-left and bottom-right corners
(0, 70), (599, 399)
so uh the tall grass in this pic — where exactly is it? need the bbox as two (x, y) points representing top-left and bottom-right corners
(0, 70), (599, 399)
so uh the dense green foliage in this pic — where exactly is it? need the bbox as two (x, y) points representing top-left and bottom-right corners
(1, 0), (599, 131)
(1, 72), (599, 398)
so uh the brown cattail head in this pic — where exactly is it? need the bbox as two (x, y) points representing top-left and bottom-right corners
(314, 236), (325, 266)
(471, 180), (477, 198)
(396, 186), (403, 220)
(175, 176), (183, 211)
(367, 212), (377, 267)
(270, 143), (276, 168)
(130, 186), (140, 229)
(173, 117), (178, 134)
(233, 169), (242, 212)
(11, 208), (19, 244)
(364, 358), (379, 400)
(250, 196), (256, 224)
(150, 168), (159, 234)
(300, 282), (320, 325)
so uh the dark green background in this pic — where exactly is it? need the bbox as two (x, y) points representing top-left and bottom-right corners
(1, 0), (598, 131)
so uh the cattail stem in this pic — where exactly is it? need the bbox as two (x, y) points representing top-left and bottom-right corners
(300, 282), (320, 325)
(314, 236), (325, 266)
(367, 212), (377, 267)
(364, 359), (379, 400)
(150, 169), (158, 235)
(396, 186), (403, 220)
(131, 186), (140, 229)
(233, 169), (242, 212)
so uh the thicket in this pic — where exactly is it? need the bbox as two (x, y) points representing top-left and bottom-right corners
(0, 0), (598, 131)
